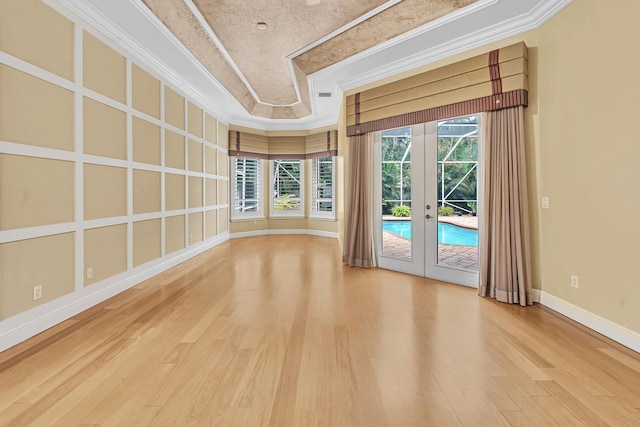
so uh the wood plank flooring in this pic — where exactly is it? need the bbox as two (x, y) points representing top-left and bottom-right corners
(0, 235), (639, 426)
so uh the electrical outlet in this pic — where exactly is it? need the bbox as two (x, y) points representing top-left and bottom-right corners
(33, 285), (42, 300)
(542, 197), (549, 209)
(86, 267), (93, 280)
(571, 275), (579, 288)
(189, 234), (193, 243)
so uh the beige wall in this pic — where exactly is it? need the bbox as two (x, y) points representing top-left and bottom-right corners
(188, 139), (203, 172)
(165, 215), (186, 255)
(205, 113), (217, 144)
(0, 233), (75, 319)
(188, 212), (203, 244)
(205, 145), (218, 175)
(132, 117), (161, 165)
(84, 164), (127, 220)
(165, 86), (185, 130)
(6, 0), (635, 349)
(132, 64), (161, 119)
(532, 1), (640, 332)
(188, 176), (203, 209)
(0, 64), (74, 151)
(338, 1), (640, 335)
(84, 97), (127, 159)
(205, 210), (217, 239)
(0, 0), (229, 328)
(84, 225), (127, 286)
(188, 102), (203, 138)
(0, 0), (73, 80)
(83, 31), (126, 104)
(166, 173), (186, 211)
(165, 129), (186, 170)
(0, 154), (74, 230)
(133, 219), (161, 267)
(133, 170), (161, 214)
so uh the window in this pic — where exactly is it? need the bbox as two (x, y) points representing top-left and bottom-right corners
(270, 160), (303, 217)
(232, 157), (262, 219)
(310, 157), (335, 219)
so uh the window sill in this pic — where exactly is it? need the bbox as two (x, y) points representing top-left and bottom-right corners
(269, 215), (306, 220)
(231, 215), (265, 222)
(308, 215), (336, 222)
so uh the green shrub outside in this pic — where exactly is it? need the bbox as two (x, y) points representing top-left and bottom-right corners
(437, 206), (455, 216)
(391, 205), (411, 217)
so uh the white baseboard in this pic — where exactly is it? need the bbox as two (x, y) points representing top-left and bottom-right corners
(0, 233), (229, 353)
(230, 229), (339, 240)
(536, 290), (640, 353)
(531, 288), (541, 303)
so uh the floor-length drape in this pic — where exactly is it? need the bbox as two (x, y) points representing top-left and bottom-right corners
(343, 133), (376, 267)
(478, 106), (533, 306)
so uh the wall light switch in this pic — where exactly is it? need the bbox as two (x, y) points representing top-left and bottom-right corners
(541, 197), (549, 209)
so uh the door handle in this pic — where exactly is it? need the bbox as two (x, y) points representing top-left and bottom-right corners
(425, 214), (433, 220)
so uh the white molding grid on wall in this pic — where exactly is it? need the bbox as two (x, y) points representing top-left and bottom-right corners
(0, 14), (229, 352)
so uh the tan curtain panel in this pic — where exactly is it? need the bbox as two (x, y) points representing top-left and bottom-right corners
(343, 133), (376, 268)
(346, 42), (528, 137)
(228, 130), (337, 159)
(478, 106), (533, 306)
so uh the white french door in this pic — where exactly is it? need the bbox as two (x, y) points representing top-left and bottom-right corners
(374, 117), (480, 287)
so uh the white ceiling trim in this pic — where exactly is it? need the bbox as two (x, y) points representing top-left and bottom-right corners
(315, 0), (573, 119)
(286, 0), (402, 60)
(308, 0), (499, 83)
(44, 0), (573, 131)
(47, 0), (241, 124)
(334, 0), (572, 92)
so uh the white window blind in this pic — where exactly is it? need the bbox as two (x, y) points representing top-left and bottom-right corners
(233, 157), (262, 218)
(311, 157), (334, 219)
(271, 160), (303, 216)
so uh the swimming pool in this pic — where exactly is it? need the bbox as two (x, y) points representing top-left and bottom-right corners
(382, 221), (478, 246)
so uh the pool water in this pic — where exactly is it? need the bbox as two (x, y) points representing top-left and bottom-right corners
(382, 221), (478, 246)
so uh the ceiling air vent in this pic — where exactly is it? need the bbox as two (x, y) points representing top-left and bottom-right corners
(318, 92), (332, 98)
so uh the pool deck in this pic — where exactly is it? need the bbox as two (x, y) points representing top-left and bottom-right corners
(382, 215), (478, 270)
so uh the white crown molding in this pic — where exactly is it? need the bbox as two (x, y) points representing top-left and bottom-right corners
(0, 233), (230, 353)
(45, 0), (573, 130)
(309, 0), (498, 85)
(331, 0), (573, 92)
(46, 0), (239, 124)
(288, 0), (404, 60)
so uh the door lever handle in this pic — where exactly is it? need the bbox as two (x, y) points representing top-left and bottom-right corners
(425, 214), (433, 220)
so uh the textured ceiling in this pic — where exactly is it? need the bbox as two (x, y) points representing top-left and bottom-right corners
(141, 0), (478, 119)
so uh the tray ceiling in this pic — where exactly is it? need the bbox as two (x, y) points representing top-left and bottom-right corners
(141, 0), (478, 119)
(50, 0), (572, 129)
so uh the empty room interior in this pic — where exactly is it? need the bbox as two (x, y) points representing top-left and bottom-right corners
(1, 0), (640, 425)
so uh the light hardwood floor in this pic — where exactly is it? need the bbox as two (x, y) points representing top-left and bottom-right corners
(0, 235), (639, 426)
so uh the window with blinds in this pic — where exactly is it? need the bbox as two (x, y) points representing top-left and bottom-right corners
(232, 157), (262, 219)
(311, 157), (335, 219)
(270, 160), (304, 217)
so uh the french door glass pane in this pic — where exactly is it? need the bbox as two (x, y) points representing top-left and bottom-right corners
(436, 115), (479, 270)
(381, 127), (411, 259)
